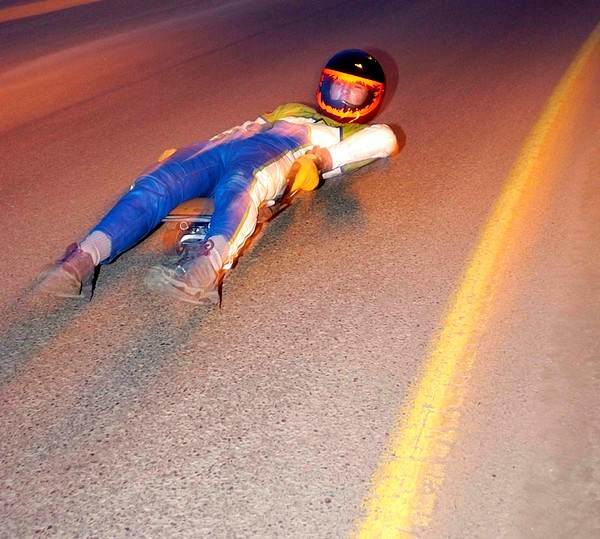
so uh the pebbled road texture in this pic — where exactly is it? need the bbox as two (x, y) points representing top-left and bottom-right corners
(1, 1), (599, 537)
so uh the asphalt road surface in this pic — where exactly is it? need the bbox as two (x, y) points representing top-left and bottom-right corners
(1, 1), (599, 537)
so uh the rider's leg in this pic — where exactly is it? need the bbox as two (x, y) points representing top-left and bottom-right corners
(143, 167), (258, 304)
(38, 144), (220, 298)
(91, 147), (219, 263)
(208, 166), (260, 257)
(144, 130), (306, 304)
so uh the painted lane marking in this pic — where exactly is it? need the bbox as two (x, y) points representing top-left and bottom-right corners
(353, 22), (600, 538)
(0, 0), (102, 24)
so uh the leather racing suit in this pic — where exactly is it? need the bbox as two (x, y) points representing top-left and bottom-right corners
(89, 103), (398, 265)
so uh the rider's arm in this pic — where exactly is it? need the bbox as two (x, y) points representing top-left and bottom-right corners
(286, 122), (398, 191)
(210, 103), (319, 143)
(210, 103), (332, 146)
(321, 124), (399, 178)
(209, 118), (270, 143)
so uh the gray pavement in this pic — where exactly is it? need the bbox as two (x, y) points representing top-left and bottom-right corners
(1, 1), (599, 537)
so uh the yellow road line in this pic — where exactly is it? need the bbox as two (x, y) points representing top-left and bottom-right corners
(353, 22), (600, 538)
(0, 0), (102, 23)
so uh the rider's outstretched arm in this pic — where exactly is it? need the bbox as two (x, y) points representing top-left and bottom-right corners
(321, 123), (399, 178)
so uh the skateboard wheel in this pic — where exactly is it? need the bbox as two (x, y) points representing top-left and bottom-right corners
(162, 223), (186, 255)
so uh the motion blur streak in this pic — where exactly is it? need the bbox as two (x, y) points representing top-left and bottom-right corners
(0, 0), (101, 23)
(353, 22), (600, 538)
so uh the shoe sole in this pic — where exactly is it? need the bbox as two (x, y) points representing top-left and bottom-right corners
(144, 266), (219, 305)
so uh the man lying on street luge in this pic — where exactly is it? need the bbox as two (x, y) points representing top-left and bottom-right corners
(38, 49), (399, 305)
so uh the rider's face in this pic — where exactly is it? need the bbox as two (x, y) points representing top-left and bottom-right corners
(329, 80), (369, 107)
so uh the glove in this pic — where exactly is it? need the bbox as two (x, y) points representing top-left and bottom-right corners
(287, 154), (320, 192)
(157, 148), (177, 162)
(286, 147), (332, 192)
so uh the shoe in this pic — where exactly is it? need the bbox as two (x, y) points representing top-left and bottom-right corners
(37, 243), (96, 299)
(144, 239), (222, 305)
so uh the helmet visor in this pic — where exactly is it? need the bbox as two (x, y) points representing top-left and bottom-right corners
(329, 79), (370, 107)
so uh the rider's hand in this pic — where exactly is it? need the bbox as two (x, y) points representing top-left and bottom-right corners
(286, 147), (332, 192)
(308, 146), (333, 172)
(287, 155), (320, 192)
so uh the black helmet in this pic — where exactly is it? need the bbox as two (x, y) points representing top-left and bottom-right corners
(316, 49), (386, 124)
